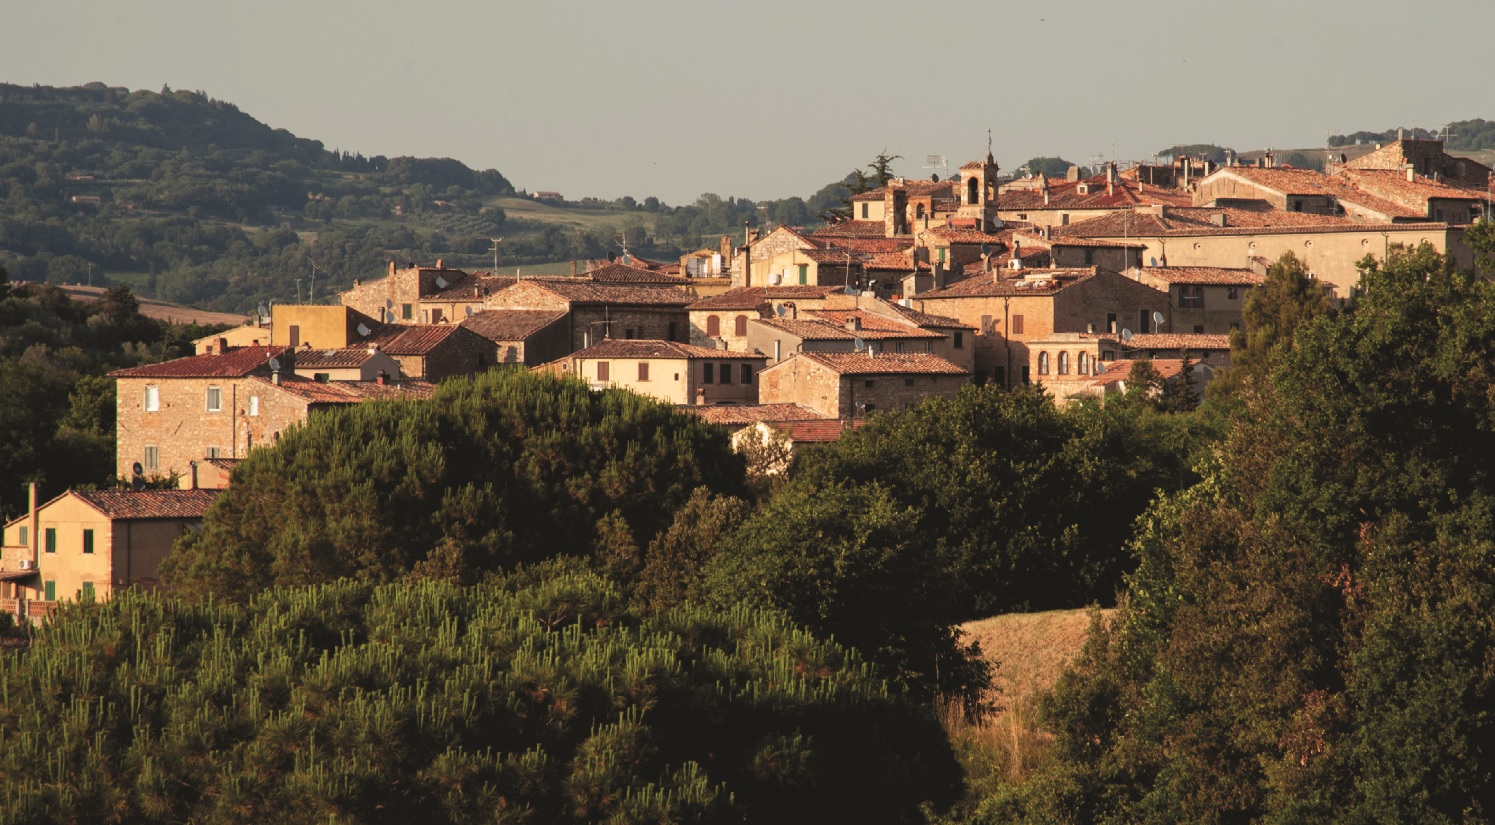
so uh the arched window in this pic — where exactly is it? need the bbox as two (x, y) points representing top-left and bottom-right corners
(706, 315), (720, 337)
(916, 203), (926, 220)
(966, 176), (979, 205)
(734, 315), (748, 336)
(1057, 352), (1070, 375)
(1078, 352), (1089, 375)
(1037, 351), (1050, 375)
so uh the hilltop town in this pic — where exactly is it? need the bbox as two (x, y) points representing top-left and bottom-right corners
(4, 133), (1494, 614)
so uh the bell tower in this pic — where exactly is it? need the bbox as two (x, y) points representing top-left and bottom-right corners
(958, 131), (1002, 231)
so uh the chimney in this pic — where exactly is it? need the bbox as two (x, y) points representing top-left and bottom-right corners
(743, 221), (752, 287)
(846, 316), (862, 332)
(720, 235), (731, 258)
(1183, 160), (1191, 189)
(377, 370), (388, 386)
(1406, 166), (1416, 182)
(188, 460), (198, 490)
(1013, 241), (1023, 270)
(1066, 166), (1081, 182)
(436, 259), (443, 269)
(571, 260), (578, 277)
(1087, 323), (1096, 334)
(1212, 213), (1227, 227)
(27, 482), (38, 564)
(389, 261), (397, 278)
(217, 337), (229, 354)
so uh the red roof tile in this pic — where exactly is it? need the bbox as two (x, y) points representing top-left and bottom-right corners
(769, 418), (867, 443)
(792, 351), (967, 376)
(1092, 358), (1189, 385)
(919, 269), (1098, 299)
(685, 404), (827, 426)
(1137, 266), (1263, 285)
(366, 325), (462, 355)
(687, 285), (843, 310)
(812, 220), (887, 238)
(460, 310), (568, 341)
(251, 375), (436, 403)
(110, 345), (288, 378)
(531, 281), (693, 306)
(293, 348), (381, 369)
(1121, 333), (1231, 350)
(585, 262), (690, 285)
(73, 489), (221, 520)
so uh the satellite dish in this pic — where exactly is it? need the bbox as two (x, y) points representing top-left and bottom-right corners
(1152, 311), (1165, 325)
(844, 286), (859, 296)
(385, 298), (394, 309)
(980, 243), (992, 257)
(1148, 257), (1158, 267)
(356, 323), (371, 337)
(464, 306), (473, 317)
(435, 276), (449, 289)
(1094, 361), (1106, 374)
(775, 304), (787, 317)
(1121, 328), (1133, 342)
(854, 337), (866, 351)
(268, 357), (281, 371)
(131, 462), (144, 477)
(257, 303), (269, 317)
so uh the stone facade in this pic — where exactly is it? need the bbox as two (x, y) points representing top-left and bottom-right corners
(757, 352), (968, 418)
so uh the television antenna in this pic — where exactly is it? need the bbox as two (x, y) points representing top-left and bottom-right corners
(923, 155), (948, 178)
(488, 237), (503, 272)
(308, 262), (323, 304)
(295, 278), (302, 304)
(1087, 154), (1105, 176)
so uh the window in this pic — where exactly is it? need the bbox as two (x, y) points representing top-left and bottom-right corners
(81, 582), (95, 601)
(860, 203), (868, 219)
(1194, 325), (1205, 333)
(741, 364), (752, 384)
(1106, 312), (1117, 333)
(1011, 315), (1025, 335)
(82, 529), (94, 555)
(1227, 287), (1239, 300)
(904, 378), (915, 387)
(1084, 249), (1095, 266)
(45, 528), (56, 554)
(288, 325), (301, 348)
(401, 303), (413, 321)
(249, 396), (260, 417)
(1058, 352), (1070, 375)
(1078, 352), (1089, 375)
(1180, 286), (1204, 308)
(431, 308), (444, 324)
(894, 341), (905, 353)
(44, 580), (56, 602)
(1021, 366), (1031, 384)
(980, 315), (993, 334)
(624, 328), (636, 340)
(720, 363), (732, 385)
(638, 363), (649, 381)
(144, 446), (159, 472)
(145, 385), (160, 412)
(1140, 309), (1153, 333)
(938, 248), (946, 263)
(734, 315), (748, 336)
(668, 322), (678, 342)
(706, 315), (720, 337)
(596, 362), (610, 381)
(702, 363), (714, 384)
(864, 379), (875, 388)
(206, 386), (222, 412)
(967, 176), (979, 205)
(18, 526), (27, 546)
(1038, 352), (1050, 375)
(207, 447), (222, 459)
(313, 373), (330, 383)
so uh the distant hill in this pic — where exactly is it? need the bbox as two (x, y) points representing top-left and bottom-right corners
(0, 84), (852, 314)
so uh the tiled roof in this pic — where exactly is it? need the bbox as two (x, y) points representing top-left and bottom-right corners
(1209, 167), (1424, 219)
(1092, 358), (1189, 385)
(800, 248), (865, 265)
(534, 281), (693, 306)
(1122, 333), (1231, 350)
(687, 285), (845, 310)
(878, 302), (974, 329)
(812, 221), (887, 238)
(802, 310), (942, 339)
(756, 318), (861, 341)
(460, 310), (568, 341)
(810, 237), (912, 254)
(849, 179), (954, 202)
(793, 351), (968, 376)
(769, 418), (867, 443)
(1052, 203), (1438, 239)
(685, 403), (827, 426)
(919, 269), (1098, 299)
(858, 251), (922, 271)
(294, 348), (380, 369)
(73, 489), (221, 520)
(1137, 266), (1263, 285)
(366, 325), (461, 355)
(1341, 169), (1486, 203)
(110, 345), (288, 378)
(203, 457), (241, 471)
(253, 376), (436, 403)
(572, 339), (766, 361)
(421, 272), (518, 302)
(585, 262), (690, 285)
(998, 176), (1192, 211)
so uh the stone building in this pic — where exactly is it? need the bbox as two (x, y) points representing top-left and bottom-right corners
(914, 267), (1170, 386)
(686, 285), (845, 351)
(1, 487), (220, 622)
(364, 324), (496, 381)
(757, 351), (968, 419)
(484, 280), (693, 352)
(459, 310), (571, 366)
(1127, 266), (1263, 333)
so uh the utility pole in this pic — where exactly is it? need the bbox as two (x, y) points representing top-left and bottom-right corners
(309, 262), (323, 305)
(489, 237), (503, 272)
(295, 278), (302, 305)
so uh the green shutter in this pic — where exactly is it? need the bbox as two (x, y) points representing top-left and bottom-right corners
(83, 529), (94, 555)
(798, 264), (808, 285)
(44, 581), (56, 601)
(45, 528), (56, 554)
(81, 582), (95, 601)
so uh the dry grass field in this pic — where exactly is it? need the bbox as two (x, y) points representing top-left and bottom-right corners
(57, 284), (249, 327)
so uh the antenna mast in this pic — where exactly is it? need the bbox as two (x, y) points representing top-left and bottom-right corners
(489, 237), (503, 272)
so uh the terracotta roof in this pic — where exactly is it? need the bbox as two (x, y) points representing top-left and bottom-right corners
(755, 318), (861, 341)
(998, 176), (1192, 211)
(858, 251), (922, 271)
(252, 375), (436, 403)
(366, 325), (462, 355)
(769, 418), (867, 443)
(919, 269), (1098, 299)
(1052, 203), (1438, 238)
(1092, 358), (1189, 385)
(421, 272), (518, 302)
(203, 457), (241, 470)
(792, 351), (968, 376)
(294, 348), (380, 369)
(802, 310), (942, 339)
(1137, 266), (1263, 285)
(1122, 333), (1231, 350)
(1340, 169), (1486, 203)
(687, 285), (842, 310)
(685, 404), (827, 426)
(1207, 167), (1424, 219)
(800, 248), (866, 265)
(572, 339), (766, 361)
(929, 226), (1011, 244)
(878, 302), (974, 329)
(849, 179), (954, 202)
(110, 345), (288, 378)
(460, 310), (568, 341)
(810, 237), (913, 254)
(532, 281), (693, 306)
(585, 262), (689, 285)
(813, 221), (888, 238)
(73, 489), (221, 520)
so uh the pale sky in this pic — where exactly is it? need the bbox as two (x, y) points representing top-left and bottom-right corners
(4, 0), (1492, 205)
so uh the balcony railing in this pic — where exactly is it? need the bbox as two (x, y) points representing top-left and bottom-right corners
(25, 600), (56, 619)
(0, 597), (19, 617)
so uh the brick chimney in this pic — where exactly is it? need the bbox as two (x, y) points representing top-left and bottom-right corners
(27, 482), (39, 565)
(845, 316), (862, 333)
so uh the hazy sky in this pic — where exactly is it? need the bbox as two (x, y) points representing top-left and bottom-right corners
(4, 0), (1492, 204)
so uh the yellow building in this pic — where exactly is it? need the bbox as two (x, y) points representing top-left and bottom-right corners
(1, 487), (220, 623)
